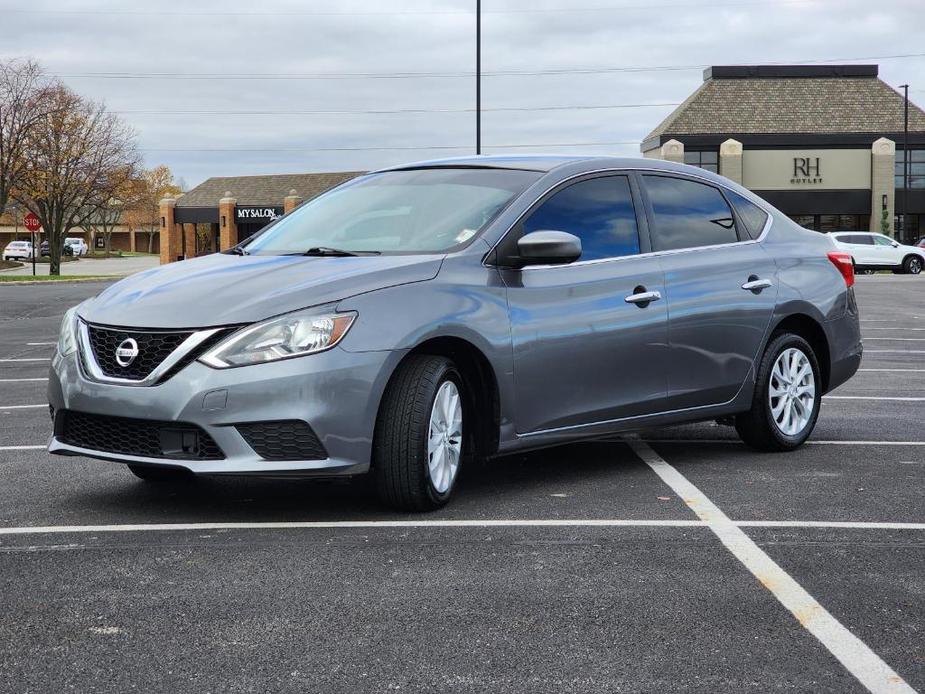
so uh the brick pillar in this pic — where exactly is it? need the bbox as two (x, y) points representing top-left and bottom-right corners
(182, 223), (197, 259)
(158, 196), (181, 264)
(719, 138), (743, 184)
(129, 227), (136, 253)
(870, 137), (895, 235)
(283, 189), (302, 214)
(219, 192), (237, 250)
(660, 139), (684, 164)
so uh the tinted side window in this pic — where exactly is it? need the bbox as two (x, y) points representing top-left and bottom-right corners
(643, 175), (737, 251)
(849, 235), (874, 245)
(522, 176), (640, 261)
(725, 190), (769, 239)
(874, 235), (894, 246)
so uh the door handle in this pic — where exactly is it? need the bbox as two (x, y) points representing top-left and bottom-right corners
(624, 290), (662, 305)
(741, 278), (773, 292)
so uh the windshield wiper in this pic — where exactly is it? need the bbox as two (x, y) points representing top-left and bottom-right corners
(300, 247), (381, 257)
(227, 246), (249, 256)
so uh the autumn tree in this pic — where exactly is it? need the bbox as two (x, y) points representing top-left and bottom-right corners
(124, 165), (181, 254)
(0, 59), (54, 216)
(14, 84), (140, 274)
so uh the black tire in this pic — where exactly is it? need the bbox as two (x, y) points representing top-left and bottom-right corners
(735, 332), (821, 452)
(373, 355), (465, 511)
(903, 255), (923, 275)
(127, 464), (193, 483)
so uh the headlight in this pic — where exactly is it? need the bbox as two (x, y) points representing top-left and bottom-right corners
(199, 309), (356, 368)
(57, 306), (79, 357)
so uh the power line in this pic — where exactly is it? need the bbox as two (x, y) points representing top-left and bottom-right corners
(50, 52), (925, 82)
(1, 1), (836, 16)
(112, 103), (680, 116)
(139, 141), (641, 153)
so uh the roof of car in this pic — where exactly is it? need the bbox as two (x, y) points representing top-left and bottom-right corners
(378, 154), (707, 174)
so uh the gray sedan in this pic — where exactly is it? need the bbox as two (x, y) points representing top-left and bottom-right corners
(48, 156), (862, 510)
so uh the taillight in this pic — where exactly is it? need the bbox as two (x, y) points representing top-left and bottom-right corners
(827, 252), (855, 288)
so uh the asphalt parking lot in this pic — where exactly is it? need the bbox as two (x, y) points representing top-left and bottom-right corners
(0, 277), (922, 693)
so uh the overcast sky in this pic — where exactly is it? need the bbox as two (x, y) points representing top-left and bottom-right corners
(2, 0), (923, 188)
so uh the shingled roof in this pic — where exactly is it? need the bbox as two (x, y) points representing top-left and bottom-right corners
(644, 65), (925, 145)
(177, 171), (364, 207)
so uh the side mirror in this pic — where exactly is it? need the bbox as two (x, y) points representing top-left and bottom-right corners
(892, 241), (900, 248)
(516, 230), (582, 266)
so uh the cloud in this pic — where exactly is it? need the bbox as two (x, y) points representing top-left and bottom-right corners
(2, 0), (922, 186)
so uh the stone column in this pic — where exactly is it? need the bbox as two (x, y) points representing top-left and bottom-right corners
(660, 139), (684, 164)
(870, 137), (895, 235)
(129, 227), (136, 253)
(283, 189), (303, 214)
(158, 196), (181, 264)
(182, 223), (197, 259)
(719, 138), (743, 184)
(219, 192), (237, 250)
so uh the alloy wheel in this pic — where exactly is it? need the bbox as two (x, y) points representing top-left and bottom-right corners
(768, 347), (816, 436)
(910, 257), (922, 274)
(427, 380), (463, 494)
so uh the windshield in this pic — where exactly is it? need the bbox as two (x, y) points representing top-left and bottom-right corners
(242, 168), (541, 255)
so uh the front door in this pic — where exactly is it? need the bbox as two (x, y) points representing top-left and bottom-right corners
(500, 174), (669, 434)
(641, 174), (778, 409)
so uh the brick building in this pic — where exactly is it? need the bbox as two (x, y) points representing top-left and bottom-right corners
(642, 65), (925, 241)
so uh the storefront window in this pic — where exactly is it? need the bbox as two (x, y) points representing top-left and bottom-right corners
(789, 214), (870, 232)
(894, 214), (921, 243)
(894, 149), (925, 189)
(683, 150), (718, 173)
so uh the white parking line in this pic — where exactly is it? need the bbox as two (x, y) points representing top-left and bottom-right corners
(858, 369), (925, 373)
(0, 378), (48, 383)
(0, 519), (921, 536)
(864, 327), (925, 331)
(0, 404), (45, 410)
(25, 342), (55, 346)
(865, 350), (925, 354)
(640, 439), (925, 446)
(825, 396), (925, 402)
(626, 439), (914, 694)
(0, 445), (45, 451)
(864, 337), (925, 341)
(0, 358), (51, 362)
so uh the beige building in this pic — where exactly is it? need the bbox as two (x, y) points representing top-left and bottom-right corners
(642, 65), (925, 241)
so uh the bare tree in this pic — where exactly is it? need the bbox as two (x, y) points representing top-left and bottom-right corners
(0, 59), (53, 216)
(14, 85), (140, 274)
(124, 165), (181, 254)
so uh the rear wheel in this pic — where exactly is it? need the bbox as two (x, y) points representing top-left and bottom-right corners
(373, 355), (465, 511)
(127, 464), (192, 483)
(904, 255), (923, 275)
(735, 332), (821, 451)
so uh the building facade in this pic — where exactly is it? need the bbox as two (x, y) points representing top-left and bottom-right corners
(642, 65), (925, 241)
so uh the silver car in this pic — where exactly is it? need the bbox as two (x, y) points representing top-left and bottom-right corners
(48, 156), (862, 510)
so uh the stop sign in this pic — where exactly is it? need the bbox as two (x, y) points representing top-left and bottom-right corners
(23, 212), (41, 232)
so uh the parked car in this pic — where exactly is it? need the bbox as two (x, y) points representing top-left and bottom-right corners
(829, 231), (924, 274)
(3, 240), (34, 261)
(40, 240), (74, 257)
(64, 237), (89, 256)
(48, 156), (862, 510)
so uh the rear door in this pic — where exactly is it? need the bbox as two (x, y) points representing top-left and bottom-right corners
(500, 173), (669, 433)
(640, 174), (778, 409)
(846, 234), (876, 265)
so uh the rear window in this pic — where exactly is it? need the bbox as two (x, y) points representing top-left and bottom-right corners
(725, 190), (769, 239)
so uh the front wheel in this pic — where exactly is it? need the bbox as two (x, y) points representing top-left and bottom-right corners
(373, 355), (465, 511)
(904, 255), (923, 275)
(735, 333), (821, 451)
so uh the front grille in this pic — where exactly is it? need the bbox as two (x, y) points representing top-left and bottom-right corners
(87, 325), (192, 380)
(236, 420), (327, 461)
(56, 410), (224, 460)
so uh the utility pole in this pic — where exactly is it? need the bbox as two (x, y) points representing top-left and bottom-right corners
(476, 0), (481, 155)
(899, 84), (909, 241)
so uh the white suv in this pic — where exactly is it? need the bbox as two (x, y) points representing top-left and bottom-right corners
(64, 237), (89, 256)
(830, 232), (924, 275)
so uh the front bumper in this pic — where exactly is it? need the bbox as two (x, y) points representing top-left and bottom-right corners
(47, 345), (404, 476)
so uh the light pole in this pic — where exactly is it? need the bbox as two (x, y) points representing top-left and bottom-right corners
(476, 0), (481, 155)
(899, 84), (909, 241)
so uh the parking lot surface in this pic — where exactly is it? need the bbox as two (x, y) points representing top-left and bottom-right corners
(0, 277), (922, 693)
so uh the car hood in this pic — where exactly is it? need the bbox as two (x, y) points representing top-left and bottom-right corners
(80, 252), (444, 328)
